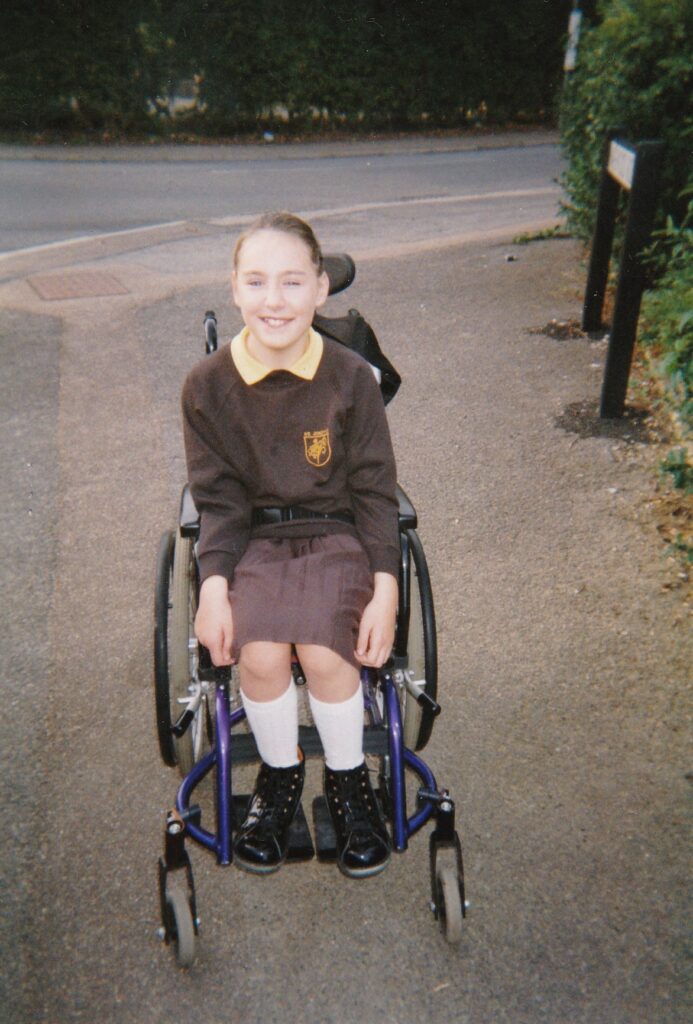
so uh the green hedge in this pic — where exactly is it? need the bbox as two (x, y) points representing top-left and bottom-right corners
(0, 1), (169, 133)
(188, 0), (571, 134)
(559, 1), (693, 489)
(1, 1), (572, 135)
(559, 0), (693, 242)
(639, 200), (693, 436)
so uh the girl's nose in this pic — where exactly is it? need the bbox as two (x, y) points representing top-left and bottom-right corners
(265, 280), (283, 308)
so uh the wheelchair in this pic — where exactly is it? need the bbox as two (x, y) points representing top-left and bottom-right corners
(153, 256), (466, 967)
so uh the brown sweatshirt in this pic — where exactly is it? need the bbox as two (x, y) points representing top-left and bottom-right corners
(181, 332), (400, 584)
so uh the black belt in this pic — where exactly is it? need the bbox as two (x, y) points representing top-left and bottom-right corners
(251, 505), (355, 526)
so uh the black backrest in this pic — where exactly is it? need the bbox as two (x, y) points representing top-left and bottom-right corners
(312, 309), (401, 405)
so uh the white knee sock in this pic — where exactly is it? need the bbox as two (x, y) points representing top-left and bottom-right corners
(239, 681), (300, 768)
(308, 686), (364, 771)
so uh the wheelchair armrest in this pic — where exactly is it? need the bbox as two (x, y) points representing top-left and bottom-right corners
(397, 484), (417, 531)
(179, 484), (200, 538)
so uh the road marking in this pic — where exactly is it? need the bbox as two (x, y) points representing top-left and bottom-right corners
(213, 187), (560, 226)
(0, 187), (560, 263)
(352, 219), (562, 262)
(0, 220), (187, 261)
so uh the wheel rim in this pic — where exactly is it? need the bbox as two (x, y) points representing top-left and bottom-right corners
(170, 532), (207, 776)
(401, 529), (437, 751)
(402, 557), (425, 749)
(154, 531), (177, 766)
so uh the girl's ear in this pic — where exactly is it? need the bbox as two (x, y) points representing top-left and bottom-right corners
(316, 270), (330, 308)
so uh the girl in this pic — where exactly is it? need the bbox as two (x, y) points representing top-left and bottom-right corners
(182, 212), (400, 878)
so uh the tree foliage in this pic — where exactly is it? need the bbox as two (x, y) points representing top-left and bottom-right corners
(559, 0), (693, 241)
(0, 1), (172, 132)
(640, 198), (693, 433)
(1, 0), (573, 135)
(559, 0), (692, 476)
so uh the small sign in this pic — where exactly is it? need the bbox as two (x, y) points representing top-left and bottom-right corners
(563, 9), (582, 72)
(608, 140), (637, 190)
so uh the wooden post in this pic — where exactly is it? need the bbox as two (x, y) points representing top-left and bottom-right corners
(599, 141), (664, 417)
(582, 129), (623, 332)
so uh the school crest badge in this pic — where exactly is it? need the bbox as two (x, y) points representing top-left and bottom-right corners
(304, 429), (331, 468)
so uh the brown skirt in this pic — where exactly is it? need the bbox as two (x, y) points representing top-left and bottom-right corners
(229, 533), (373, 669)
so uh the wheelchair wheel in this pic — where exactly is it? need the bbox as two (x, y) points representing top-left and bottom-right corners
(154, 530), (176, 767)
(401, 528), (437, 751)
(154, 527), (210, 775)
(170, 529), (210, 777)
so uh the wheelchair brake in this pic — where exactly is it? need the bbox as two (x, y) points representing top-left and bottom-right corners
(394, 668), (441, 717)
(171, 682), (206, 738)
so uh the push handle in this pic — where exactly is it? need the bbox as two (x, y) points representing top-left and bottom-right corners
(203, 311), (218, 354)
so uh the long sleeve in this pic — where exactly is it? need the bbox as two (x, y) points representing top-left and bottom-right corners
(181, 370), (251, 583)
(344, 361), (400, 577)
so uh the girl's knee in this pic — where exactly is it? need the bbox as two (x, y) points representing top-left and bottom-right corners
(296, 644), (359, 701)
(296, 643), (339, 677)
(239, 642), (292, 695)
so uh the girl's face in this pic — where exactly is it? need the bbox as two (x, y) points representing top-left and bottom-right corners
(231, 229), (329, 370)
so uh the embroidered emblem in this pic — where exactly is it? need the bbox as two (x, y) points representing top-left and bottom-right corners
(304, 429), (331, 467)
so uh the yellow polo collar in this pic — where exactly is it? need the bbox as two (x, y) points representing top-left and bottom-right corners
(230, 326), (323, 385)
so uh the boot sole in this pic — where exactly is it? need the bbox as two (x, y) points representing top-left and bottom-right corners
(337, 851), (392, 879)
(233, 851), (287, 875)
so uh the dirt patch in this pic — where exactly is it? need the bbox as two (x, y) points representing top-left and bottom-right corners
(529, 318), (588, 340)
(555, 398), (654, 443)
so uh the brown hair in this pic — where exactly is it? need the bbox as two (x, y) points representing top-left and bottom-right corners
(232, 211), (324, 272)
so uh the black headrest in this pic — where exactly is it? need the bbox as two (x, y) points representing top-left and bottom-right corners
(323, 254), (356, 296)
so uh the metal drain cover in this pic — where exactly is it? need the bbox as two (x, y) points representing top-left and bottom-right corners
(28, 270), (130, 300)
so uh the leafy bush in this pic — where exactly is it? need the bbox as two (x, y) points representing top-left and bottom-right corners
(559, 0), (693, 242)
(659, 448), (693, 496)
(0, 0), (169, 133)
(639, 198), (693, 434)
(2, 0), (572, 136)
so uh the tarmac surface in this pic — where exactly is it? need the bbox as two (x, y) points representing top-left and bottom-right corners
(1, 131), (690, 1023)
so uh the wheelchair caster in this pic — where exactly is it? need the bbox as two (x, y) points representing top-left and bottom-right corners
(426, 789), (466, 944)
(164, 888), (196, 967)
(433, 862), (464, 944)
(158, 809), (200, 968)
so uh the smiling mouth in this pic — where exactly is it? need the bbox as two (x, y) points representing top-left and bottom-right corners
(261, 317), (292, 328)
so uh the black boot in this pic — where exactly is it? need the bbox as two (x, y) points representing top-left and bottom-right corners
(234, 756), (305, 874)
(324, 762), (391, 878)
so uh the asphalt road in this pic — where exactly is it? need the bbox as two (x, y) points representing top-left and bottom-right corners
(1, 135), (689, 1023)
(0, 134), (562, 253)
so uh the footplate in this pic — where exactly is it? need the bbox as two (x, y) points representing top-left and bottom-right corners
(311, 796), (337, 861)
(232, 795), (315, 862)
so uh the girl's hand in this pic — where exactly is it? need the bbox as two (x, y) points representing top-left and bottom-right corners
(195, 575), (234, 666)
(355, 572), (399, 668)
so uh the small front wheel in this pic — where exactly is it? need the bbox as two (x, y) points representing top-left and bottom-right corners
(435, 863), (464, 945)
(166, 888), (196, 968)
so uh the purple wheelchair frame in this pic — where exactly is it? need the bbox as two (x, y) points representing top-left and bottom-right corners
(174, 667), (439, 865)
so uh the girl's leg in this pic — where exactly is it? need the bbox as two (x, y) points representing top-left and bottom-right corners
(239, 641), (298, 767)
(296, 644), (362, 771)
(296, 644), (391, 878)
(234, 641), (304, 874)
